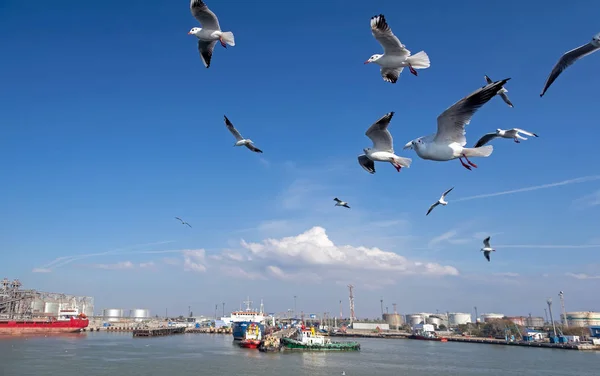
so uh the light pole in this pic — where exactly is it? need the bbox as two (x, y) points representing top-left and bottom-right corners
(222, 302), (225, 317)
(547, 298), (557, 338)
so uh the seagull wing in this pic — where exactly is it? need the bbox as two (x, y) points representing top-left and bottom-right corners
(334, 198), (342, 203)
(483, 250), (491, 262)
(426, 202), (439, 216)
(365, 112), (395, 152)
(434, 79), (510, 146)
(186, 223), (192, 228)
(370, 15), (410, 56)
(224, 115), (244, 141)
(484, 75), (493, 85)
(175, 217), (184, 223)
(483, 236), (491, 248)
(441, 187), (454, 199)
(380, 67), (404, 84)
(198, 40), (217, 68)
(473, 132), (498, 148)
(540, 42), (600, 97)
(190, 0), (221, 31)
(245, 143), (263, 153)
(513, 128), (538, 137)
(358, 154), (376, 174)
(499, 92), (514, 108)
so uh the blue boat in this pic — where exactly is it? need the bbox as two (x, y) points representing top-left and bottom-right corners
(233, 321), (265, 341)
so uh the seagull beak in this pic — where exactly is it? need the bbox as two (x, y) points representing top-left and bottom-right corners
(187, 31), (192, 35)
(364, 60), (370, 64)
(403, 141), (413, 150)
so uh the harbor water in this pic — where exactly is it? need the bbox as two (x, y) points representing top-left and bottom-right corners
(1, 332), (597, 376)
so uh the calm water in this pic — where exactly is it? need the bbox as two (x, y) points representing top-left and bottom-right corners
(1, 332), (598, 376)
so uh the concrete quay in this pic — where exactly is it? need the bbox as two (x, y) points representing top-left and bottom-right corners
(133, 327), (185, 337)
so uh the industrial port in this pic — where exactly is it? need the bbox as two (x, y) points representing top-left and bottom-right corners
(2, 278), (600, 351)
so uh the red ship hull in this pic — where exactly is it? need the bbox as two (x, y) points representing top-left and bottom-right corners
(238, 339), (261, 349)
(0, 317), (89, 335)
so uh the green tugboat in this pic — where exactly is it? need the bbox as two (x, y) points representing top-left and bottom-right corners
(281, 326), (361, 351)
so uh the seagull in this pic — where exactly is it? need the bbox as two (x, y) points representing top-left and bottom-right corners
(540, 33), (600, 97)
(357, 112), (412, 174)
(402, 78), (510, 171)
(473, 128), (539, 148)
(426, 187), (454, 216)
(333, 198), (350, 209)
(364, 14), (430, 83)
(224, 115), (263, 153)
(481, 236), (495, 262)
(175, 217), (192, 228)
(485, 75), (513, 108)
(188, 0), (235, 68)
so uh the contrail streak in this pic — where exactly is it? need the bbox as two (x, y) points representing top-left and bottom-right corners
(37, 240), (177, 270)
(495, 244), (600, 249)
(453, 175), (600, 202)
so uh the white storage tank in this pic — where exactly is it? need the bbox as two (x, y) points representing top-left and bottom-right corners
(44, 302), (60, 316)
(129, 309), (151, 322)
(426, 315), (445, 328)
(406, 314), (425, 327)
(448, 313), (472, 326)
(480, 313), (504, 322)
(31, 299), (45, 314)
(103, 308), (124, 322)
(566, 311), (600, 327)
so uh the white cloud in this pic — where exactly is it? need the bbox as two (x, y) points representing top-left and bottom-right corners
(566, 272), (600, 280)
(139, 262), (155, 268)
(183, 250), (207, 273)
(240, 226), (459, 278)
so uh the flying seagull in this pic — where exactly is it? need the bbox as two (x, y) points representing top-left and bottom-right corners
(188, 0), (235, 68)
(333, 198), (350, 209)
(224, 115), (263, 153)
(175, 217), (192, 228)
(403, 78), (509, 171)
(474, 128), (539, 148)
(540, 32), (600, 97)
(364, 14), (430, 83)
(358, 112), (412, 174)
(485, 75), (513, 108)
(426, 187), (454, 216)
(480, 236), (495, 262)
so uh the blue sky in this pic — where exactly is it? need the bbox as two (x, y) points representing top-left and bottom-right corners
(1, 0), (599, 319)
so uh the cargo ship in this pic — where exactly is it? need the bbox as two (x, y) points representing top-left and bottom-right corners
(0, 313), (89, 335)
(221, 297), (267, 341)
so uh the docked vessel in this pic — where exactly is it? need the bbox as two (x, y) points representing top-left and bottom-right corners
(281, 326), (361, 351)
(409, 324), (446, 341)
(0, 314), (89, 335)
(223, 297), (267, 341)
(238, 322), (262, 349)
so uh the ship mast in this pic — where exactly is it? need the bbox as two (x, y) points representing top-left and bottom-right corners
(243, 296), (252, 312)
(259, 299), (264, 315)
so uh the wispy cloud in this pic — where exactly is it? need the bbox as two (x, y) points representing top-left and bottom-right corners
(495, 244), (600, 249)
(453, 175), (600, 202)
(566, 272), (600, 280)
(92, 261), (135, 270)
(183, 250), (207, 273)
(572, 190), (600, 209)
(32, 240), (177, 272)
(493, 272), (520, 278)
(428, 230), (473, 249)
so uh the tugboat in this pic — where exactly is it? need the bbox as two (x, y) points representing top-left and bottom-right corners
(280, 325), (361, 351)
(238, 322), (262, 349)
(408, 323), (447, 341)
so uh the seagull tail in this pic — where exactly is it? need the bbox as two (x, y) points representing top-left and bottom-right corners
(406, 51), (430, 69)
(219, 31), (235, 47)
(462, 145), (493, 158)
(394, 156), (412, 168)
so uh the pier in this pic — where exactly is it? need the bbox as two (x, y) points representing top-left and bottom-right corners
(446, 336), (598, 350)
(132, 327), (185, 337)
